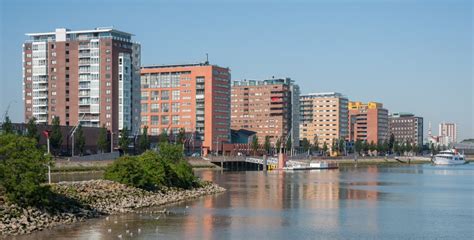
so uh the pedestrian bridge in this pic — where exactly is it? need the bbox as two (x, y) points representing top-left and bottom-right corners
(205, 156), (279, 171)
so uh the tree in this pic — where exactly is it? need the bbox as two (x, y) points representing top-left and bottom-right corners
(1, 115), (14, 135)
(0, 134), (51, 206)
(355, 139), (363, 155)
(251, 135), (259, 155)
(394, 141), (401, 155)
(26, 117), (40, 142)
(313, 135), (320, 152)
(301, 138), (310, 152)
(176, 128), (186, 145)
(97, 125), (109, 153)
(75, 125), (85, 155)
(285, 137), (292, 152)
(50, 116), (63, 155)
(338, 139), (345, 155)
(362, 141), (369, 154)
(322, 142), (328, 156)
(389, 133), (395, 153)
(369, 141), (377, 154)
(264, 136), (271, 154)
(331, 138), (337, 153)
(275, 137), (282, 153)
(405, 140), (412, 154)
(139, 126), (150, 153)
(159, 129), (169, 143)
(119, 126), (131, 154)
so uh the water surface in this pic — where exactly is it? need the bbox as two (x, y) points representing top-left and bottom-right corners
(15, 164), (474, 239)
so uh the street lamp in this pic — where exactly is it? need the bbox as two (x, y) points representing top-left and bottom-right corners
(42, 130), (51, 184)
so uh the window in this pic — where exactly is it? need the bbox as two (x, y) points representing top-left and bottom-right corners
(151, 91), (159, 101)
(172, 103), (180, 112)
(161, 115), (169, 125)
(141, 103), (148, 113)
(141, 116), (148, 125)
(172, 90), (180, 100)
(141, 91), (149, 100)
(162, 103), (169, 112)
(106, 81), (111, 86)
(151, 103), (159, 112)
(161, 90), (169, 100)
(172, 115), (179, 124)
(106, 114), (111, 119)
(106, 90), (111, 94)
(151, 116), (159, 125)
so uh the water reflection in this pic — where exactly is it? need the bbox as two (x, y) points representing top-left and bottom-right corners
(16, 164), (474, 240)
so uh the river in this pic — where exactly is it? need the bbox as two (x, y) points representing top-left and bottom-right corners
(14, 164), (474, 239)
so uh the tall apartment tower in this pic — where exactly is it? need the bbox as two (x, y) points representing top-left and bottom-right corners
(140, 63), (231, 154)
(23, 27), (141, 135)
(348, 101), (389, 144)
(299, 92), (349, 147)
(231, 78), (300, 147)
(439, 122), (457, 146)
(389, 112), (423, 146)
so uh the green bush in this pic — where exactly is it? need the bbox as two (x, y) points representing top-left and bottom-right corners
(0, 134), (51, 206)
(103, 156), (149, 189)
(104, 146), (199, 190)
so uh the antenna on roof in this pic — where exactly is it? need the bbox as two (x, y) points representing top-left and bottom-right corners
(205, 53), (209, 65)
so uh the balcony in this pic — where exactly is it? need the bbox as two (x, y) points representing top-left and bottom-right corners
(78, 52), (91, 58)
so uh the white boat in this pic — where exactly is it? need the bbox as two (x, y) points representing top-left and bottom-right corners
(284, 162), (338, 170)
(433, 149), (466, 165)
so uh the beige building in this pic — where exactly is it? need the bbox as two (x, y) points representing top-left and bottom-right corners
(299, 92), (349, 146)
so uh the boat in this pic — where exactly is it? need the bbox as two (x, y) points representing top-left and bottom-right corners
(432, 149), (466, 165)
(283, 162), (338, 170)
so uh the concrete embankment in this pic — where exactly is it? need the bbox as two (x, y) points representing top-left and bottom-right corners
(0, 180), (225, 237)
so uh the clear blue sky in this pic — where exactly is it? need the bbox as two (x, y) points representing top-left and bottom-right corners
(1, 0), (472, 140)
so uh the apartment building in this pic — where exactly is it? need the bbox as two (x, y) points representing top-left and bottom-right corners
(23, 27), (141, 136)
(389, 112), (423, 146)
(140, 62), (231, 153)
(439, 122), (457, 146)
(348, 101), (389, 144)
(300, 92), (349, 146)
(231, 78), (300, 147)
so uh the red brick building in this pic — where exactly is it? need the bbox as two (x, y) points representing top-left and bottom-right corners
(23, 27), (141, 141)
(140, 63), (231, 154)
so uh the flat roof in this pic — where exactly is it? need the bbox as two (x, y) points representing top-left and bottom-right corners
(300, 92), (346, 98)
(141, 62), (212, 69)
(26, 27), (134, 37)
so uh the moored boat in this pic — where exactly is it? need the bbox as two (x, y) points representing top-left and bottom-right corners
(284, 162), (338, 170)
(432, 149), (466, 165)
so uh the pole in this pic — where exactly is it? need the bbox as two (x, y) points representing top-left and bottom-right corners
(110, 131), (114, 152)
(47, 137), (51, 184)
(71, 133), (75, 157)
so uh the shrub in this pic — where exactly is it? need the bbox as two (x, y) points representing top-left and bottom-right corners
(0, 134), (51, 206)
(104, 147), (199, 190)
(103, 156), (149, 189)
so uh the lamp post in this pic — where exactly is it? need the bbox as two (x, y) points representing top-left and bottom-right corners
(42, 130), (51, 184)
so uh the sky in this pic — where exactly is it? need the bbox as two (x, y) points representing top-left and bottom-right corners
(0, 0), (472, 140)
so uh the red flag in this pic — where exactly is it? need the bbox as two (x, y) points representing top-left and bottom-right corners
(42, 130), (50, 138)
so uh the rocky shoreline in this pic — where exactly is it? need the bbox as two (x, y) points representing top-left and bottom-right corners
(0, 180), (225, 237)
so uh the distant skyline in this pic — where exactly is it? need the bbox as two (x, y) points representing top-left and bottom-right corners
(1, 0), (472, 140)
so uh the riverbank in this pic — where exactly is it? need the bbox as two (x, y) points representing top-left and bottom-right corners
(0, 180), (225, 237)
(52, 157), (218, 173)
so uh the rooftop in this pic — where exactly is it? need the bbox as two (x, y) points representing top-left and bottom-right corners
(300, 92), (346, 98)
(141, 62), (213, 69)
(232, 78), (293, 86)
(26, 27), (134, 37)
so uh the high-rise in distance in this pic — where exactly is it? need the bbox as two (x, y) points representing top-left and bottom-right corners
(23, 27), (141, 136)
(348, 101), (389, 144)
(389, 112), (423, 146)
(140, 62), (231, 154)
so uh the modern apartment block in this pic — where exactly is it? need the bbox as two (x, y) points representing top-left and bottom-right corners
(140, 62), (231, 153)
(231, 78), (300, 147)
(23, 27), (141, 136)
(299, 92), (349, 146)
(389, 112), (423, 146)
(348, 101), (389, 144)
(439, 122), (457, 146)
